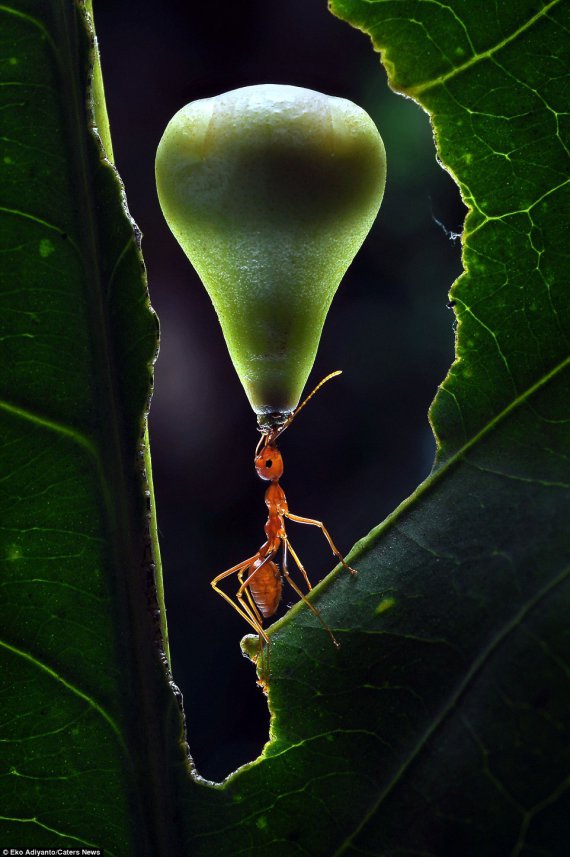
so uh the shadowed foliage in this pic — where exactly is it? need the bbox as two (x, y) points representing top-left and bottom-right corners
(0, 1), (568, 855)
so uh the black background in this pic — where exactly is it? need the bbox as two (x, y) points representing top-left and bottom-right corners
(93, 0), (465, 782)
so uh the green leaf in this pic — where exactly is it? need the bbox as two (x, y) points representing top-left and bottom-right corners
(0, 3), (174, 853)
(2, 1), (569, 856)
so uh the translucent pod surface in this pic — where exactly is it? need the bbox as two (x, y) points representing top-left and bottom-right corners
(156, 84), (386, 418)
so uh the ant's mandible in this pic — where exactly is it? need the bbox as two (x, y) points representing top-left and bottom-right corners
(211, 371), (357, 669)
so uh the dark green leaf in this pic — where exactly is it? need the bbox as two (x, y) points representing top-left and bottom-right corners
(0, 3), (174, 854)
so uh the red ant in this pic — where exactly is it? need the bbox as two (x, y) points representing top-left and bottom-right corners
(211, 372), (356, 684)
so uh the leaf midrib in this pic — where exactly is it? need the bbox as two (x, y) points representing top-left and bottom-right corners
(407, 0), (562, 96)
(386, 351), (570, 542)
(56, 5), (172, 854)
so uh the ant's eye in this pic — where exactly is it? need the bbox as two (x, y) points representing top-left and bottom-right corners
(265, 460), (273, 468)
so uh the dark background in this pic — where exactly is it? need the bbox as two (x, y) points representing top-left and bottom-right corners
(93, 0), (465, 782)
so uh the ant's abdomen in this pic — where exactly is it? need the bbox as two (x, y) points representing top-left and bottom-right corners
(249, 557), (282, 619)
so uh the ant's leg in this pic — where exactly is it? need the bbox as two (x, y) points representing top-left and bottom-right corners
(213, 583), (268, 641)
(236, 551), (275, 598)
(238, 560), (274, 692)
(238, 568), (264, 628)
(236, 553), (280, 651)
(282, 539), (339, 648)
(284, 511), (357, 575)
(237, 576), (268, 639)
(211, 555), (269, 642)
(284, 537), (313, 591)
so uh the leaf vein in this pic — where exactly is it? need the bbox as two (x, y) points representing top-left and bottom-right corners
(409, 0), (562, 95)
(0, 637), (127, 753)
(0, 399), (97, 458)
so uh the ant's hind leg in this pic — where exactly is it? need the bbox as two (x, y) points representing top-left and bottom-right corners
(284, 538), (313, 591)
(285, 511), (357, 575)
(211, 556), (269, 642)
(282, 539), (339, 648)
(238, 568), (264, 628)
(237, 567), (272, 693)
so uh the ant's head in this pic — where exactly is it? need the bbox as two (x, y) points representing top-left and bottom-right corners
(254, 442), (284, 482)
(254, 371), (343, 481)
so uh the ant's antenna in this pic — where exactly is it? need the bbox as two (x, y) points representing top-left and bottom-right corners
(272, 370), (342, 441)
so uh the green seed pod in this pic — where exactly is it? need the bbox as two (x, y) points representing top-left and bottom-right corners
(155, 84), (386, 421)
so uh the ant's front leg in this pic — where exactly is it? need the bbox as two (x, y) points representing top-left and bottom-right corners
(284, 511), (357, 575)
